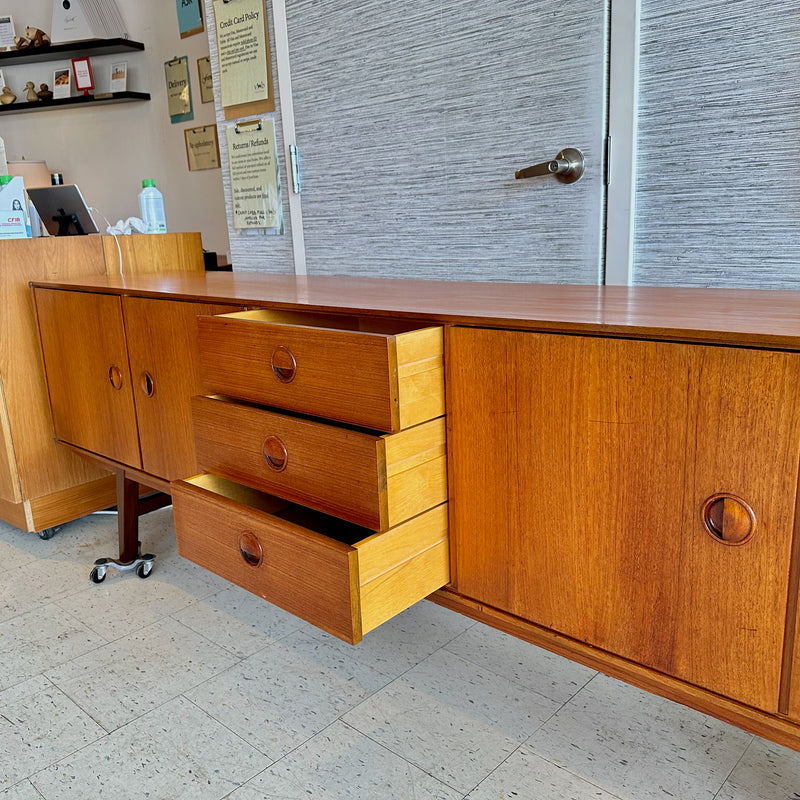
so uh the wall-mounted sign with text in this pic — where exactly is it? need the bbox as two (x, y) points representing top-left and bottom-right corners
(213, 0), (274, 120)
(226, 118), (281, 230)
(164, 56), (194, 124)
(185, 125), (221, 171)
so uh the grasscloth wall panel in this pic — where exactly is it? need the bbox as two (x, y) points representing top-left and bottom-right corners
(634, 0), (800, 288)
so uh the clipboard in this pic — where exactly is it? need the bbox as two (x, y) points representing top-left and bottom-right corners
(213, 0), (274, 120)
(226, 118), (281, 229)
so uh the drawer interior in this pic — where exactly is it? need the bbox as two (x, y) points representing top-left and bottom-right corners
(183, 472), (373, 546)
(216, 308), (435, 336)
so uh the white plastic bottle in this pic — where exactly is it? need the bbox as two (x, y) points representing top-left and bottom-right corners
(138, 179), (167, 234)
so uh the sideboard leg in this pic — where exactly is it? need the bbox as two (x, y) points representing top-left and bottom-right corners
(117, 469), (140, 564)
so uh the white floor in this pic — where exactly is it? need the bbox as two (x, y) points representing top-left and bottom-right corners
(1, 509), (800, 799)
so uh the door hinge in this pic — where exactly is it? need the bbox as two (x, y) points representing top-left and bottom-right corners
(289, 144), (301, 194)
(604, 135), (612, 186)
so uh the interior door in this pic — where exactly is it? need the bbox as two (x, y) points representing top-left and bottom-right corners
(284, 0), (609, 283)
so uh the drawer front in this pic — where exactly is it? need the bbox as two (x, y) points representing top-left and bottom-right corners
(172, 474), (450, 644)
(197, 312), (443, 432)
(192, 396), (447, 530)
(172, 475), (363, 643)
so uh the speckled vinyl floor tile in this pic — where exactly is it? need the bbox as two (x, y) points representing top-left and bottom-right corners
(29, 696), (270, 800)
(187, 630), (395, 761)
(342, 647), (561, 794)
(526, 673), (753, 800)
(225, 720), (462, 800)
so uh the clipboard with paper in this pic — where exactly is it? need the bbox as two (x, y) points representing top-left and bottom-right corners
(226, 118), (281, 230)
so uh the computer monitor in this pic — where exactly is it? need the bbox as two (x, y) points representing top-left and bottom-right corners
(26, 184), (99, 236)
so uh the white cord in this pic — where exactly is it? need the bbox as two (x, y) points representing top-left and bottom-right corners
(89, 206), (122, 274)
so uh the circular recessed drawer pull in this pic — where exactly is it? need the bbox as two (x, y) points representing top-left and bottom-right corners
(271, 345), (297, 383)
(108, 365), (124, 390)
(702, 494), (756, 545)
(140, 371), (155, 398)
(263, 435), (288, 472)
(238, 531), (263, 567)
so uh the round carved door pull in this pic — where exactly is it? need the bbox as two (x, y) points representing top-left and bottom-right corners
(702, 494), (755, 545)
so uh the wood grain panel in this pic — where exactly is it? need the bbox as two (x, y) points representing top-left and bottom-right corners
(31, 273), (800, 351)
(2, 238), (110, 506)
(0, 378), (20, 503)
(198, 313), (396, 430)
(192, 396), (446, 530)
(448, 326), (800, 712)
(27, 475), (117, 531)
(103, 232), (205, 276)
(34, 288), (142, 469)
(122, 298), (241, 481)
(172, 474), (362, 643)
(199, 313), (443, 432)
(192, 395), (383, 527)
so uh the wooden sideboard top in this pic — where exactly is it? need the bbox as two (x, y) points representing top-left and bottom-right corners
(30, 271), (800, 349)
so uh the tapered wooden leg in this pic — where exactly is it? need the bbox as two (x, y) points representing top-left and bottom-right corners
(116, 469), (140, 564)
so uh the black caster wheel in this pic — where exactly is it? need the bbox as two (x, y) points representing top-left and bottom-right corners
(38, 526), (61, 540)
(136, 561), (153, 579)
(89, 566), (106, 584)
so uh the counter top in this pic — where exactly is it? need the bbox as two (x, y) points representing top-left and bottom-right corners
(30, 271), (800, 349)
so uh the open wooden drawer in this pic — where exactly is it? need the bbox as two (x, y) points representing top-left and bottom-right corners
(197, 309), (444, 432)
(172, 473), (450, 644)
(191, 395), (447, 530)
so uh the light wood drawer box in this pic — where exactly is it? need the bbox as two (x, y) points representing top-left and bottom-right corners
(197, 310), (444, 432)
(172, 473), (450, 644)
(192, 395), (447, 531)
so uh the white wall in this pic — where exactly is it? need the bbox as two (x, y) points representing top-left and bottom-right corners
(0, 0), (230, 257)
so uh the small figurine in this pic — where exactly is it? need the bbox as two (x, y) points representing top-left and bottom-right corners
(25, 81), (38, 103)
(0, 86), (16, 105)
(14, 27), (50, 49)
(36, 83), (53, 101)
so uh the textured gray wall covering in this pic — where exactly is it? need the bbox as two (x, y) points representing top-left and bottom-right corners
(286, 0), (608, 283)
(634, 0), (800, 288)
(204, 0), (294, 272)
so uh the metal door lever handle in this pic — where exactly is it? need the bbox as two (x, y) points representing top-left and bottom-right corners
(515, 148), (584, 184)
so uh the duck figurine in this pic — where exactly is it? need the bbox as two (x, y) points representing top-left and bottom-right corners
(36, 83), (53, 101)
(0, 86), (16, 105)
(25, 81), (39, 102)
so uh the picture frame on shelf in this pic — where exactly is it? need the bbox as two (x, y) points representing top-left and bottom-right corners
(71, 57), (94, 96)
(53, 68), (71, 100)
(110, 61), (127, 93)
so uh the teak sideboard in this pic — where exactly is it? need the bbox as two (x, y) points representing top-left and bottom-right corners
(29, 271), (800, 751)
(0, 233), (204, 535)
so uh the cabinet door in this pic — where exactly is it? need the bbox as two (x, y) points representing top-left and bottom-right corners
(447, 327), (800, 712)
(34, 289), (141, 468)
(123, 298), (239, 481)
